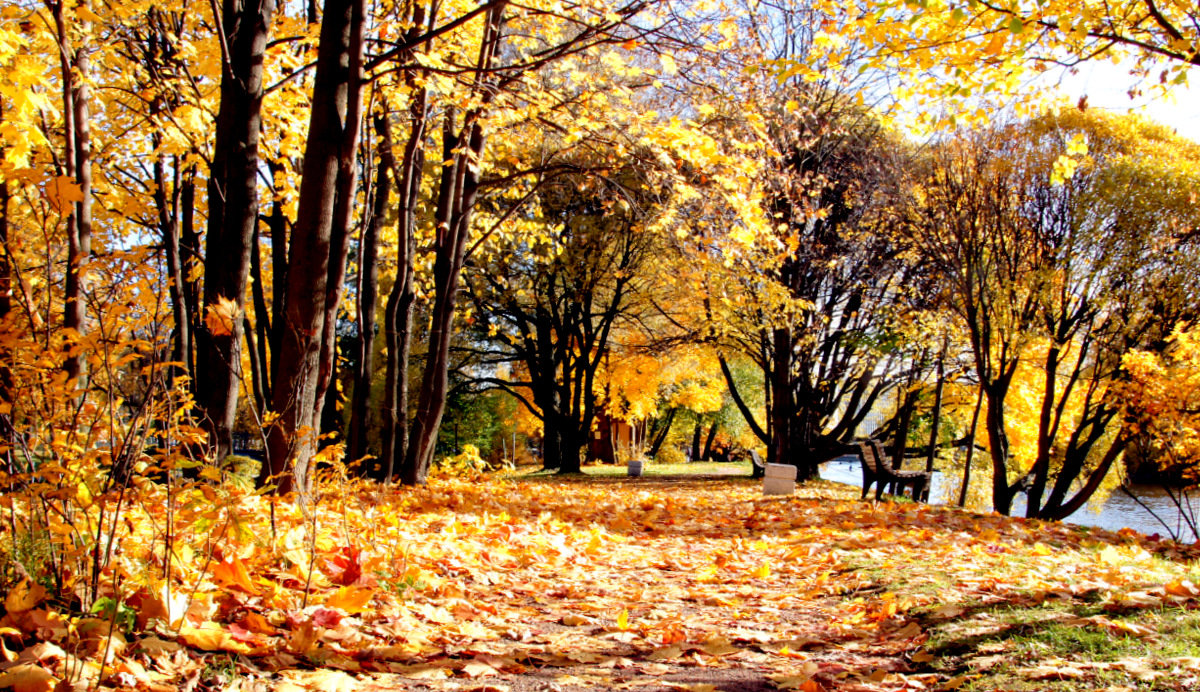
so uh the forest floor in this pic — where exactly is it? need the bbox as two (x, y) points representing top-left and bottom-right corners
(4, 466), (1200, 692)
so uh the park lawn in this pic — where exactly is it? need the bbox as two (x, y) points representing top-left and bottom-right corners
(3, 470), (1200, 691)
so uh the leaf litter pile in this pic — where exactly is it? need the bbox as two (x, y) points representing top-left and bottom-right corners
(4, 472), (1200, 692)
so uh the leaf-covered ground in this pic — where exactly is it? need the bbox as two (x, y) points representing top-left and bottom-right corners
(5, 470), (1200, 691)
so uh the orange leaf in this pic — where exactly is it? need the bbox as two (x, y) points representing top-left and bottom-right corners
(204, 297), (241, 337)
(324, 585), (375, 614)
(211, 556), (258, 594)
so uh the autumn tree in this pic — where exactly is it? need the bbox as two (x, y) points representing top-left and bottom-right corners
(902, 111), (1200, 518)
(465, 157), (665, 473)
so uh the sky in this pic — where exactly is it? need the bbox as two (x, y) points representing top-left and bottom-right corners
(1045, 61), (1200, 142)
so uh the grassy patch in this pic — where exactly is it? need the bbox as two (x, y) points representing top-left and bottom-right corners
(922, 601), (1200, 691)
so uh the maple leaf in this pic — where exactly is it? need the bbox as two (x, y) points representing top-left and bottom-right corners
(324, 586), (375, 614)
(211, 556), (259, 594)
(44, 175), (82, 214)
(204, 297), (241, 337)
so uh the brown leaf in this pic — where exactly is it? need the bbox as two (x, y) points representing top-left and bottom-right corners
(647, 645), (683, 661)
(0, 664), (56, 692)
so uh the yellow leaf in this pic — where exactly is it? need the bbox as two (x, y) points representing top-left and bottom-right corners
(1098, 545), (1124, 565)
(461, 661), (498, 678)
(177, 624), (252, 653)
(616, 609), (629, 631)
(0, 664), (56, 692)
(754, 562), (771, 579)
(324, 585), (375, 614)
(983, 32), (1006, 56)
(44, 175), (82, 214)
(4, 580), (45, 614)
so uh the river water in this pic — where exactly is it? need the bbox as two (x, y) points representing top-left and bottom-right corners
(819, 456), (1200, 543)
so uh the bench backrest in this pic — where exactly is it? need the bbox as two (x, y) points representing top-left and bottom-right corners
(858, 442), (883, 473)
(868, 440), (894, 471)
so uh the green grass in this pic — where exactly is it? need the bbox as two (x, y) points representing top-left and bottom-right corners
(922, 601), (1200, 691)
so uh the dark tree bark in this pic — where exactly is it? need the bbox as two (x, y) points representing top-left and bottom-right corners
(924, 354), (945, 474)
(958, 383), (984, 507)
(0, 149), (12, 474)
(646, 408), (676, 459)
(50, 0), (94, 386)
(347, 112), (392, 468)
(400, 4), (504, 485)
(153, 155), (190, 378)
(198, 0), (275, 461)
(701, 421), (720, 461)
(265, 0), (365, 493)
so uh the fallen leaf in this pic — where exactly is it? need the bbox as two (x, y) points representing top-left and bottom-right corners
(0, 664), (56, 692)
(461, 661), (498, 678)
(647, 645), (684, 661)
(136, 636), (182, 655)
(697, 638), (740, 657)
(324, 586), (375, 614)
(4, 581), (45, 614)
(560, 613), (592, 626)
(1020, 664), (1087, 680)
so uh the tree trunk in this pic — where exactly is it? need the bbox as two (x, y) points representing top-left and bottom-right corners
(1026, 345), (1060, 517)
(770, 327), (792, 467)
(53, 0), (94, 386)
(701, 421), (719, 460)
(154, 155), (190, 380)
(399, 3), (504, 485)
(958, 383), (984, 507)
(646, 408), (676, 458)
(249, 219), (272, 407)
(376, 5), (427, 484)
(179, 163), (201, 378)
(347, 113), (391, 468)
(198, 0), (275, 461)
(984, 380), (1016, 514)
(0, 154), (13, 474)
(924, 355), (945, 474)
(265, 0), (365, 494)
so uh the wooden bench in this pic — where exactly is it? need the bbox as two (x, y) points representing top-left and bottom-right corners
(750, 449), (766, 479)
(858, 441), (931, 502)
